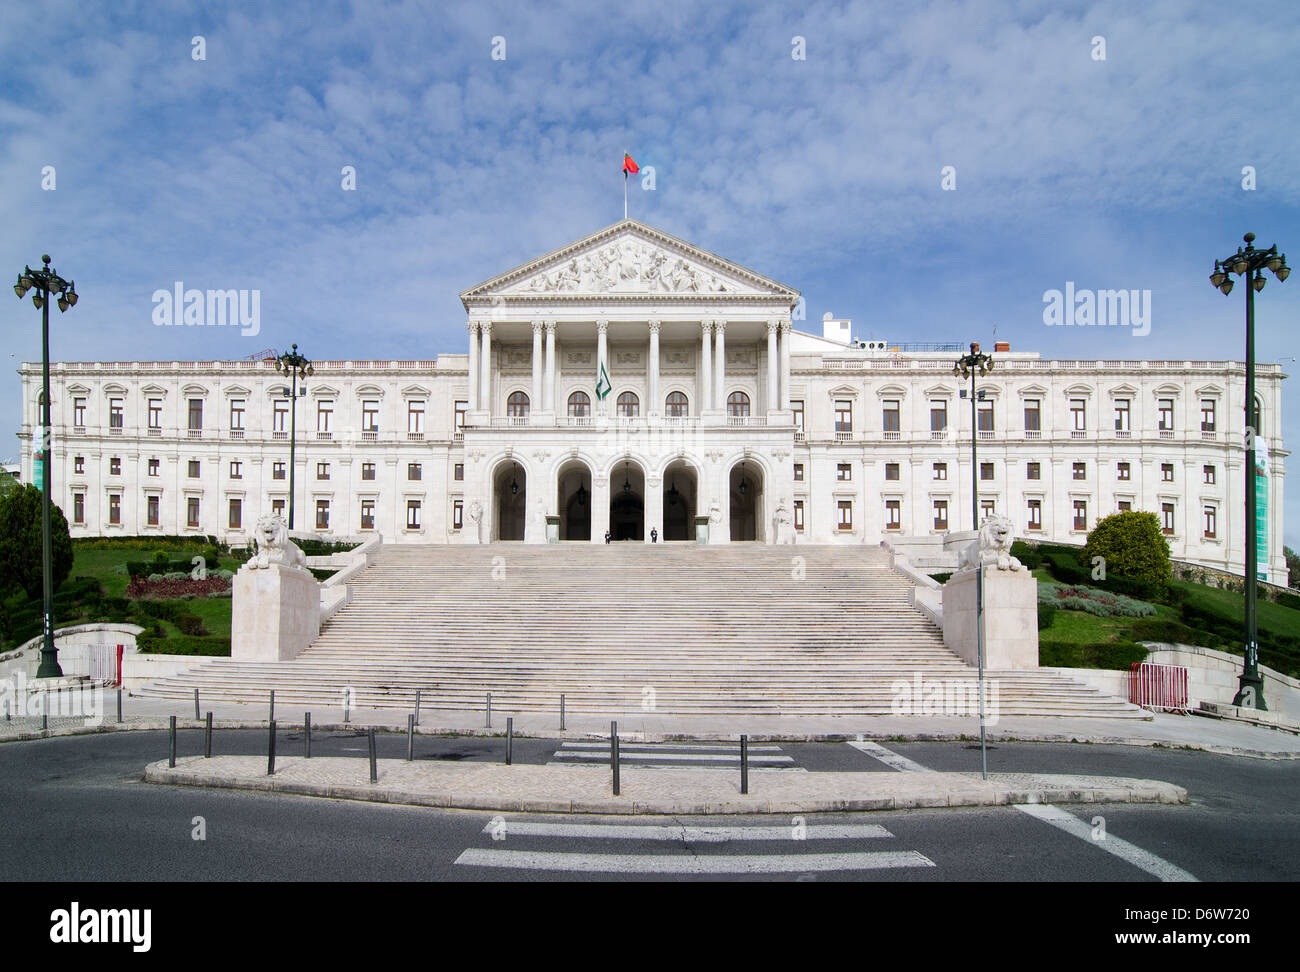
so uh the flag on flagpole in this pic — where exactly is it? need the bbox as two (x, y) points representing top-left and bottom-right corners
(622, 153), (639, 175)
(595, 361), (612, 401)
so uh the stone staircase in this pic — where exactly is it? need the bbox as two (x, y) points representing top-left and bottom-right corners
(136, 544), (1144, 718)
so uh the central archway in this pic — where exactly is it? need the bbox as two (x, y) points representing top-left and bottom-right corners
(556, 459), (592, 541)
(661, 459), (698, 541)
(608, 460), (645, 541)
(728, 460), (764, 541)
(493, 461), (527, 541)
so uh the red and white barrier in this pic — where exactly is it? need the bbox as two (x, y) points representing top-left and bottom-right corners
(1128, 662), (1190, 714)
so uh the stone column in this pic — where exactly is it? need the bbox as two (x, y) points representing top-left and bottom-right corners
(596, 319), (609, 414)
(592, 479), (610, 543)
(467, 320), (480, 418)
(766, 319), (779, 411)
(645, 474), (663, 543)
(700, 321), (713, 413)
(531, 320), (543, 416)
(713, 319), (726, 411)
(544, 321), (557, 415)
(779, 319), (792, 410)
(648, 320), (661, 415)
(479, 322), (492, 415)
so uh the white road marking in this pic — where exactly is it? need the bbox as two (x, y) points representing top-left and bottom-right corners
(847, 740), (931, 773)
(545, 762), (806, 771)
(1015, 804), (1198, 882)
(558, 742), (784, 752)
(455, 849), (934, 873)
(480, 821), (893, 841)
(553, 751), (793, 763)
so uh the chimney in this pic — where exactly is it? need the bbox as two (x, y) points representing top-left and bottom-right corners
(994, 341), (1010, 352)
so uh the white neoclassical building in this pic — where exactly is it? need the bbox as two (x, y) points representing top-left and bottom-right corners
(15, 218), (1290, 579)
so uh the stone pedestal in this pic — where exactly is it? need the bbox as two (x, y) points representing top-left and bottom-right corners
(545, 515), (560, 544)
(941, 568), (1039, 670)
(694, 515), (710, 544)
(232, 564), (320, 662)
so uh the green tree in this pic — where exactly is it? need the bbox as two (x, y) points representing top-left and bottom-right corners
(1083, 511), (1172, 586)
(0, 467), (17, 500)
(0, 484), (74, 600)
(1286, 545), (1300, 590)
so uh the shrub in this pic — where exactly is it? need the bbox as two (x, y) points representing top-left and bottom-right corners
(1084, 511), (1172, 586)
(0, 484), (74, 600)
(1278, 592), (1300, 613)
(1039, 640), (1148, 670)
(1038, 582), (1156, 618)
(1010, 541), (1042, 570)
(1129, 618), (1224, 649)
(1037, 602), (1057, 630)
(174, 613), (209, 636)
(153, 550), (171, 566)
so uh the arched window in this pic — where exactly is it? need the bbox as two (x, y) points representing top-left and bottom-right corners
(727, 391), (751, 417)
(616, 391), (640, 418)
(506, 391), (530, 417)
(665, 391), (689, 417)
(567, 391), (591, 417)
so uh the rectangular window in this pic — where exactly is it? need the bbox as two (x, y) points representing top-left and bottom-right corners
(1071, 399), (1086, 431)
(317, 402), (333, 433)
(147, 494), (159, 526)
(1117, 462), (1131, 481)
(229, 498), (242, 530)
(1072, 462), (1086, 480)
(1026, 462), (1040, 480)
(980, 498), (996, 521)
(1161, 463), (1174, 482)
(885, 500), (901, 530)
(1203, 464), (1216, 485)
(1114, 400), (1130, 432)
(73, 493), (84, 524)
(1158, 399), (1174, 431)
(148, 399), (162, 429)
(229, 400), (245, 430)
(406, 500), (421, 530)
(148, 458), (159, 477)
(1118, 500), (1132, 512)
(977, 401), (994, 432)
(75, 455), (85, 474)
(1203, 506), (1216, 539)
(1027, 499), (1042, 530)
(187, 497), (200, 528)
(793, 463), (804, 482)
(73, 398), (86, 427)
(878, 401), (896, 434)
(836, 463), (851, 481)
(229, 461), (242, 479)
(933, 462), (947, 480)
(884, 463), (900, 481)
(838, 401), (856, 433)
(408, 463), (422, 481)
(272, 461), (286, 481)
(454, 401), (468, 431)
(273, 400), (289, 433)
(188, 399), (203, 431)
(1024, 400), (1041, 432)
(930, 401), (947, 432)
(1200, 400), (1216, 432)
(109, 457), (122, 476)
(408, 401), (425, 435)
(1073, 500), (1087, 531)
(317, 462), (330, 481)
(933, 500), (948, 531)
(1161, 502), (1175, 535)
(361, 463), (375, 481)
(454, 463), (464, 482)
(108, 494), (121, 525)
(109, 399), (124, 429)
(316, 500), (330, 531)
(837, 500), (853, 531)
(980, 462), (994, 481)
(360, 499), (375, 531)
(271, 498), (285, 517)
(452, 500), (464, 530)
(188, 460), (200, 478)
(793, 500), (804, 532)
(362, 400), (380, 433)
(791, 400), (805, 432)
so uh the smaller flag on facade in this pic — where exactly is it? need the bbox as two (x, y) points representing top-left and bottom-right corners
(595, 361), (612, 401)
(623, 153), (639, 176)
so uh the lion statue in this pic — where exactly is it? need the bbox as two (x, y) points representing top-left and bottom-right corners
(957, 514), (1024, 573)
(248, 513), (307, 570)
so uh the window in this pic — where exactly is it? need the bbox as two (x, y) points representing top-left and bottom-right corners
(1072, 462), (1086, 480)
(617, 391), (640, 418)
(1114, 400), (1131, 432)
(73, 493), (84, 524)
(1203, 464), (1216, 485)
(229, 400), (245, 431)
(884, 463), (900, 481)
(109, 457), (121, 476)
(229, 498), (242, 530)
(879, 401), (896, 433)
(1161, 502), (1175, 535)
(934, 462), (947, 480)
(507, 391), (531, 418)
(977, 401), (994, 432)
(229, 461), (242, 479)
(188, 399), (203, 431)
(454, 463), (464, 482)
(109, 399), (124, 429)
(1026, 462), (1040, 480)
(108, 494), (121, 525)
(406, 500), (421, 530)
(1070, 399), (1086, 431)
(148, 458), (159, 477)
(360, 499), (375, 531)
(273, 400), (288, 433)
(1118, 500), (1132, 512)
(1161, 463), (1174, 482)
(187, 460), (199, 478)
(408, 401), (425, 435)
(836, 463), (852, 482)
(73, 398), (86, 427)
(1203, 506), (1217, 539)
(933, 500), (948, 530)
(452, 500), (464, 530)
(1117, 462), (1131, 481)
(1200, 400), (1216, 432)
(316, 500), (330, 531)
(146, 495), (159, 526)
(1158, 399), (1174, 432)
(980, 498), (996, 521)
(141, 400), (159, 431)
(930, 401), (947, 432)
(837, 500), (853, 531)
(74, 455), (85, 474)
(569, 391), (592, 417)
(273, 461), (286, 481)
(793, 500), (805, 532)
(361, 463), (375, 481)
(187, 497), (201, 528)
(885, 500), (902, 530)
(454, 401), (468, 431)
(362, 400), (379, 432)
(1027, 499), (1042, 530)
(1072, 500), (1087, 531)
(665, 391), (688, 417)
(791, 400), (804, 432)
(317, 462), (330, 481)
(271, 498), (285, 517)
(726, 391), (749, 418)
(793, 463), (804, 482)
(317, 401), (333, 433)
(408, 463), (422, 481)
(1024, 400), (1041, 432)
(835, 400), (854, 433)
(980, 462), (994, 481)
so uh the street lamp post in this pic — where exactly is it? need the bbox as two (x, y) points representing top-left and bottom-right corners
(13, 256), (79, 680)
(1209, 233), (1289, 710)
(273, 344), (313, 530)
(954, 341), (994, 779)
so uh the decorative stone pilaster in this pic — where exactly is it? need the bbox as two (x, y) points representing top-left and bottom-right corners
(467, 320), (480, 419)
(647, 320), (661, 416)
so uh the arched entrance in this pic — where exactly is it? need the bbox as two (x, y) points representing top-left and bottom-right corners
(661, 459), (698, 541)
(493, 461), (527, 541)
(608, 460), (645, 541)
(728, 460), (764, 541)
(556, 459), (592, 541)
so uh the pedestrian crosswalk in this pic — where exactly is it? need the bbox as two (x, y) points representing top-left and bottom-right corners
(549, 740), (804, 770)
(454, 817), (937, 875)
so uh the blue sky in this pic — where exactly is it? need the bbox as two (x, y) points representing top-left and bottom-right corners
(3, 0), (1297, 546)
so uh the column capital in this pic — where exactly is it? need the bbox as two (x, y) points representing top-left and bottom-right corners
(468, 319), (481, 334)
(596, 319), (609, 333)
(713, 318), (726, 333)
(647, 319), (661, 333)
(531, 319), (544, 333)
(779, 319), (792, 333)
(767, 318), (780, 335)
(480, 321), (492, 336)
(701, 320), (714, 335)
(544, 320), (557, 335)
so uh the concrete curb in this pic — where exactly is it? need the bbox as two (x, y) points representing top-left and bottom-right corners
(143, 757), (1188, 815)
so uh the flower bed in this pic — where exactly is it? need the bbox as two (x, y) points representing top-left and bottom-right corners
(1037, 582), (1156, 618)
(127, 575), (232, 599)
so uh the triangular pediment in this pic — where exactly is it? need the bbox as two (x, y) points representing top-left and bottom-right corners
(460, 219), (799, 304)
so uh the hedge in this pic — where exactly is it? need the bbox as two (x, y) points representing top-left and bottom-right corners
(1037, 602), (1056, 630)
(136, 635), (230, 656)
(1039, 640), (1148, 670)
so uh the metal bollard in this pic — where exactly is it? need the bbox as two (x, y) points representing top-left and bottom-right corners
(368, 727), (378, 783)
(740, 735), (749, 795)
(194, 688), (200, 721)
(485, 692), (491, 729)
(506, 717), (513, 765)
(560, 693), (566, 731)
(269, 690), (275, 723)
(116, 688), (122, 724)
(267, 720), (276, 776)
(42, 694), (48, 732)
(169, 715), (176, 768)
(414, 690), (421, 727)
(305, 712), (312, 759)
(611, 720), (620, 796)
(407, 714), (415, 761)
(205, 712), (213, 758)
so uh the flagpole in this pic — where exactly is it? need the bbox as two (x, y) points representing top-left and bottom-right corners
(624, 172), (628, 219)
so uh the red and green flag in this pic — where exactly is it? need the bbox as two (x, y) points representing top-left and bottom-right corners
(622, 153), (639, 176)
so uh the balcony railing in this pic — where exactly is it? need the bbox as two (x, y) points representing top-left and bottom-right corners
(567, 416), (593, 427)
(930, 430), (947, 440)
(316, 431), (333, 441)
(882, 431), (901, 441)
(361, 431), (378, 442)
(1070, 430), (1087, 439)
(727, 416), (753, 427)
(187, 429), (202, 438)
(1159, 429), (1174, 440)
(1114, 429), (1131, 439)
(1024, 429), (1041, 439)
(1201, 431), (1218, 441)
(407, 432), (425, 441)
(147, 427), (161, 436)
(978, 431), (995, 441)
(229, 429), (244, 439)
(273, 431), (288, 440)
(794, 431), (806, 443)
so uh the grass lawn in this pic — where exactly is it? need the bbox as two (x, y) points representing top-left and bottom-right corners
(1170, 579), (1300, 637)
